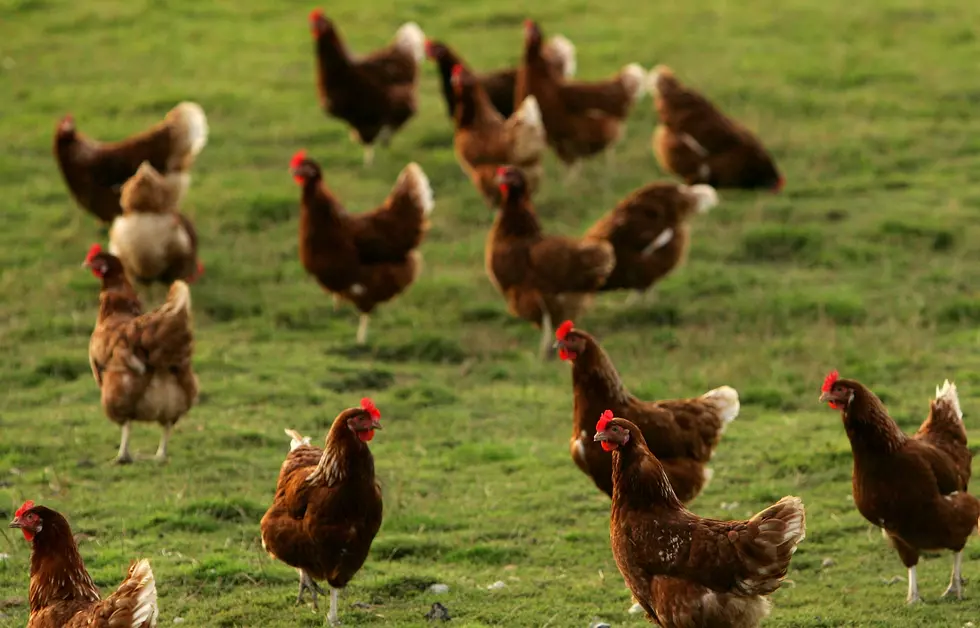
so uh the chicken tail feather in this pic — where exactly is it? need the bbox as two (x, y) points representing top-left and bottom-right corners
(700, 385), (740, 428)
(395, 22), (426, 64)
(160, 280), (192, 316)
(545, 34), (577, 78)
(165, 101), (209, 171)
(934, 380), (963, 423)
(733, 496), (806, 596)
(686, 184), (719, 214)
(393, 162), (435, 218)
(621, 63), (648, 102)
(285, 428), (312, 452)
(507, 96), (546, 165)
(124, 559), (159, 628)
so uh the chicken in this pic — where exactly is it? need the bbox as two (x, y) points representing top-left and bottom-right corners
(584, 182), (718, 300)
(54, 102), (208, 224)
(291, 150), (433, 344)
(84, 244), (199, 464)
(595, 415), (806, 627)
(260, 399), (384, 624)
(309, 9), (425, 166)
(450, 64), (546, 206)
(425, 36), (576, 119)
(554, 321), (738, 503)
(515, 20), (645, 179)
(8, 501), (158, 628)
(650, 65), (783, 191)
(109, 162), (203, 290)
(487, 167), (614, 359)
(819, 372), (980, 604)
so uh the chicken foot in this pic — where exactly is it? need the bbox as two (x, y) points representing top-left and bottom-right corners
(538, 310), (554, 361)
(115, 422), (134, 464)
(941, 551), (965, 600)
(297, 569), (326, 609)
(356, 314), (370, 345)
(154, 424), (173, 463)
(906, 565), (922, 604)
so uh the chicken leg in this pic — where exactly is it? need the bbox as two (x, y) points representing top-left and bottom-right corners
(154, 424), (173, 463)
(563, 161), (582, 187)
(356, 314), (370, 345)
(941, 551), (965, 600)
(538, 310), (554, 361)
(116, 422), (134, 464)
(327, 587), (340, 625)
(297, 569), (326, 609)
(907, 566), (922, 604)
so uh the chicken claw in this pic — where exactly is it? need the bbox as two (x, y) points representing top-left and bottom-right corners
(115, 423), (134, 464)
(941, 551), (965, 600)
(297, 569), (326, 609)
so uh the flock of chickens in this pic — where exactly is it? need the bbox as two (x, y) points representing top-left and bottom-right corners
(7, 9), (979, 628)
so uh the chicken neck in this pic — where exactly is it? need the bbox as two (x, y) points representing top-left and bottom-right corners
(611, 436), (683, 511)
(306, 418), (376, 488)
(571, 339), (631, 434)
(841, 387), (907, 457)
(28, 518), (100, 612)
(494, 196), (541, 240)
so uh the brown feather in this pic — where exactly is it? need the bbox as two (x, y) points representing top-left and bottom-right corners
(832, 378), (980, 569)
(603, 419), (804, 623)
(260, 409), (383, 590)
(563, 328), (734, 502)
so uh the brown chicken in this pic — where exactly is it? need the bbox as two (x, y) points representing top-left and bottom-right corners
(819, 372), (980, 603)
(584, 182), (718, 300)
(109, 162), (203, 290)
(260, 399), (384, 624)
(595, 415), (806, 627)
(310, 9), (425, 166)
(450, 64), (546, 206)
(487, 167), (614, 359)
(85, 244), (199, 464)
(650, 65), (783, 191)
(291, 150), (433, 344)
(9, 501), (158, 628)
(554, 321), (738, 503)
(515, 20), (646, 179)
(54, 102), (208, 223)
(425, 35), (576, 119)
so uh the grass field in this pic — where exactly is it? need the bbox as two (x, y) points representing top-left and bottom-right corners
(3, 0), (980, 626)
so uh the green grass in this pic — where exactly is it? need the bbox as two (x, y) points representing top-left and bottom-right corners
(2, 0), (980, 626)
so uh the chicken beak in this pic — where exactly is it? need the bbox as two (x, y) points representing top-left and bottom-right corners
(818, 391), (832, 404)
(370, 420), (383, 431)
(593, 431), (609, 443)
(9, 516), (24, 529)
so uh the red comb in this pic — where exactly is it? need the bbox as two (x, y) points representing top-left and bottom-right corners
(290, 150), (307, 170)
(360, 397), (380, 420)
(595, 410), (614, 433)
(496, 166), (509, 179)
(451, 64), (463, 78)
(555, 320), (574, 341)
(85, 243), (102, 263)
(524, 19), (533, 29)
(15, 500), (35, 518)
(822, 370), (839, 393)
(309, 8), (324, 22)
